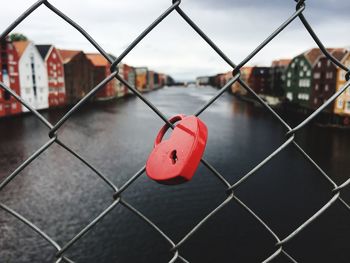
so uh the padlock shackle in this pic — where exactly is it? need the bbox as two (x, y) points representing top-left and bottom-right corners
(154, 114), (185, 147)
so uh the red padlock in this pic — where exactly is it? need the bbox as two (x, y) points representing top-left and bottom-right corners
(146, 114), (208, 185)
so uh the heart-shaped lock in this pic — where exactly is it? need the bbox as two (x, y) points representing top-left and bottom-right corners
(146, 114), (208, 185)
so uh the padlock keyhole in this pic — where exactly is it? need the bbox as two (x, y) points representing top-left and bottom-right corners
(170, 150), (178, 164)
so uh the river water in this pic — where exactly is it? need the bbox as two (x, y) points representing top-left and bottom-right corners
(0, 86), (349, 263)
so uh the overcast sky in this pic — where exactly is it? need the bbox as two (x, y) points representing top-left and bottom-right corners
(1, 0), (349, 81)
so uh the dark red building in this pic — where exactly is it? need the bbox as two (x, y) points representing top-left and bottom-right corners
(58, 50), (94, 104)
(310, 48), (348, 111)
(37, 45), (66, 107)
(0, 37), (21, 117)
(87, 53), (116, 100)
(248, 67), (271, 94)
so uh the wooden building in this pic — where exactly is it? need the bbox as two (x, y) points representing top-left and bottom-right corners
(59, 50), (94, 104)
(248, 67), (271, 95)
(270, 59), (290, 97)
(231, 67), (253, 96)
(87, 53), (116, 101)
(135, 67), (148, 91)
(310, 49), (348, 111)
(14, 41), (48, 111)
(0, 37), (22, 116)
(36, 45), (66, 107)
(284, 48), (324, 108)
(334, 51), (350, 116)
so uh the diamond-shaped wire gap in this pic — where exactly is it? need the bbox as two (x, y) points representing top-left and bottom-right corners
(0, 142), (118, 254)
(233, 142), (337, 239)
(174, 197), (279, 263)
(202, 96), (293, 187)
(57, 199), (176, 263)
(174, 0), (302, 70)
(280, 198), (350, 263)
(0, 0), (45, 40)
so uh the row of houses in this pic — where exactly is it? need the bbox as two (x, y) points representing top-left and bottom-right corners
(197, 47), (350, 117)
(0, 37), (174, 117)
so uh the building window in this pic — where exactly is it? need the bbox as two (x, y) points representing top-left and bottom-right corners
(314, 98), (318, 104)
(299, 71), (304, 77)
(291, 63), (295, 68)
(314, 72), (321, 79)
(300, 60), (304, 66)
(287, 92), (293, 101)
(315, 84), (319, 91)
(317, 61), (321, 68)
(287, 80), (291, 87)
(53, 53), (57, 59)
(325, 85), (329, 91)
(298, 93), (309, 100)
(326, 72), (333, 79)
(327, 60), (331, 67)
(337, 97), (344, 109)
(306, 70), (311, 77)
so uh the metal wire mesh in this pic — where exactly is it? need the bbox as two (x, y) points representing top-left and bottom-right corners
(1, 0), (350, 262)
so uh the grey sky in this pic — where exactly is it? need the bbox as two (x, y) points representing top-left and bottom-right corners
(1, 0), (349, 81)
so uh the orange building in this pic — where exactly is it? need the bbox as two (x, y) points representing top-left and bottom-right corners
(334, 51), (350, 116)
(135, 67), (148, 91)
(231, 67), (253, 96)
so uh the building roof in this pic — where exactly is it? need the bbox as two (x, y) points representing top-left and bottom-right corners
(13, 41), (30, 58)
(271, 59), (291, 67)
(331, 48), (348, 61)
(86, 53), (109, 67)
(302, 48), (336, 66)
(36, 45), (52, 60)
(58, 49), (81, 63)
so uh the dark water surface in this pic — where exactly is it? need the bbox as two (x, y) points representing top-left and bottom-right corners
(0, 86), (349, 263)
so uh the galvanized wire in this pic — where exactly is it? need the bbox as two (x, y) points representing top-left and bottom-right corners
(1, 0), (350, 262)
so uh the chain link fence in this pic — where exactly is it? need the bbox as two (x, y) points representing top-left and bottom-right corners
(1, 0), (350, 262)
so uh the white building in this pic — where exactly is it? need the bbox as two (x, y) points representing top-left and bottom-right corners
(13, 41), (48, 111)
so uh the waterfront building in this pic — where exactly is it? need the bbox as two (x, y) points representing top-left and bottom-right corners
(231, 67), (253, 96)
(36, 45), (66, 107)
(59, 50), (94, 104)
(123, 64), (136, 94)
(284, 48), (324, 108)
(135, 67), (148, 91)
(196, 76), (210, 86)
(87, 53), (116, 101)
(153, 72), (160, 89)
(148, 70), (154, 90)
(159, 73), (166, 87)
(0, 37), (22, 116)
(334, 51), (350, 116)
(248, 67), (271, 95)
(270, 59), (290, 97)
(311, 49), (348, 111)
(13, 41), (48, 111)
